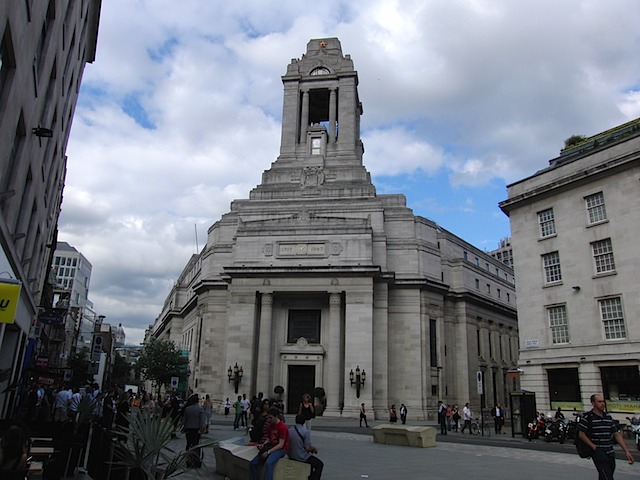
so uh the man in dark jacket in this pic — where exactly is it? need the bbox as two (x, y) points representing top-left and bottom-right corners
(183, 394), (205, 468)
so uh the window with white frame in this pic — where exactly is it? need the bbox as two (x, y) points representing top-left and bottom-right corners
(310, 137), (322, 155)
(585, 192), (607, 224)
(592, 238), (615, 274)
(548, 305), (569, 344)
(542, 251), (562, 283)
(538, 208), (556, 237)
(599, 297), (626, 340)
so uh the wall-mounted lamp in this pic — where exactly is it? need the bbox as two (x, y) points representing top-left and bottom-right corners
(349, 365), (366, 398)
(572, 286), (581, 291)
(227, 363), (243, 394)
(32, 126), (53, 138)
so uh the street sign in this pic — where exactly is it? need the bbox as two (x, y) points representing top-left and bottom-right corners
(37, 308), (67, 325)
(91, 335), (104, 362)
(170, 376), (179, 389)
(0, 281), (21, 324)
(36, 356), (49, 368)
(63, 369), (73, 383)
(476, 371), (484, 395)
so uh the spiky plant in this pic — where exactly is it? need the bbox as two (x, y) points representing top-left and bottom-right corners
(112, 410), (216, 479)
(75, 394), (99, 430)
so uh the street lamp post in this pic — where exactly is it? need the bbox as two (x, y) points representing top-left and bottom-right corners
(349, 365), (366, 398)
(227, 363), (243, 394)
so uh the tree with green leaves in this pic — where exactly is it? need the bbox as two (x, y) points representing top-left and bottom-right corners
(137, 339), (190, 398)
(111, 351), (133, 386)
(68, 349), (93, 388)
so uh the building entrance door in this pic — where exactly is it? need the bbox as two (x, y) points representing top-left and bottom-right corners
(287, 365), (315, 414)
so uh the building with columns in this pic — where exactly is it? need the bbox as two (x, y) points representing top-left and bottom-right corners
(150, 38), (518, 419)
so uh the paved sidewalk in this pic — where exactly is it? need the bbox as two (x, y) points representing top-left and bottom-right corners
(170, 416), (639, 480)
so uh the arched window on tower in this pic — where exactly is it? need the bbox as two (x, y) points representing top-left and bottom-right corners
(310, 67), (330, 76)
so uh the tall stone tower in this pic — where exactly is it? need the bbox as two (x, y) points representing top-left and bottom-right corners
(249, 38), (375, 201)
(152, 38), (519, 420)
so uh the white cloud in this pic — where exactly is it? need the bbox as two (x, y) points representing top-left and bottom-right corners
(60, 0), (640, 335)
(363, 128), (446, 176)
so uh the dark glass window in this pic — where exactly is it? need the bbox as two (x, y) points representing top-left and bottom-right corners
(601, 366), (640, 402)
(548, 368), (581, 404)
(288, 310), (320, 343)
(429, 319), (437, 367)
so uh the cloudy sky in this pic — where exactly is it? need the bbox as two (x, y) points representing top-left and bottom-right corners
(60, 0), (640, 346)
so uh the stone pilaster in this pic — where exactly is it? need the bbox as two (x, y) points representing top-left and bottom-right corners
(299, 90), (309, 144)
(325, 292), (342, 413)
(329, 87), (337, 143)
(256, 293), (273, 394)
(343, 289), (373, 415)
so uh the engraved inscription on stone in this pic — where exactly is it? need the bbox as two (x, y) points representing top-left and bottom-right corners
(279, 244), (296, 256)
(308, 243), (325, 255)
(277, 242), (327, 257)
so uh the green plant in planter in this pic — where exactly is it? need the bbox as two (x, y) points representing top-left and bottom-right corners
(112, 411), (216, 479)
(312, 387), (326, 416)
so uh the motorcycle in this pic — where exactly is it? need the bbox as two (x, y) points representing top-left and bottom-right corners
(625, 415), (640, 451)
(544, 416), (567, 443)
(566, 412), (582, 440)
(527, 414), (547, 441)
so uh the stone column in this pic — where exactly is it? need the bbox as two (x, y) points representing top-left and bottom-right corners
(299, 90), (309, 144)
(256, 293), (273, 394)
(325, 293), (342, 414)
(328, 87), (337, 143)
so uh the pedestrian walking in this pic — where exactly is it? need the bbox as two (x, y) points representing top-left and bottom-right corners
(578, 393), (634, 479)
(399, 403), (407, 424)
(437, 400), (447, 435)
(451, 405), (460, 432)
(359, 403), (369, 427)
(233, 395), (243, 430)
(389, 404), (398, 423)
(460, 403), (472, 433)
(492, 402), (505, 434)
(298, 393), (316, 430)
(183, 394), (206, 468)
(241, 394), (251, 427)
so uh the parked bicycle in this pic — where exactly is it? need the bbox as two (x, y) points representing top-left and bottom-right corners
(470, 415), (492, 436)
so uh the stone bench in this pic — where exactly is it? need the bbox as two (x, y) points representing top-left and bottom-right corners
(214, 441), (311, 480)
(372, 424), (437, 448)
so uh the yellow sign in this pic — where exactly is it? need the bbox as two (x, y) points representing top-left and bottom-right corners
(605, 401), (640, 414)
(0, 282), (21, 324)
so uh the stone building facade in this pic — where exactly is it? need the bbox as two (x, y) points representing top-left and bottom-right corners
(151, 38), (518, 419)
(0, 0), (101, 416)
(500, 118), (640, 419)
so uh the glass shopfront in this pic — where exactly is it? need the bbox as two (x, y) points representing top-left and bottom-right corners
(601, 366), (640, 413)
(548, 368), (582, 411)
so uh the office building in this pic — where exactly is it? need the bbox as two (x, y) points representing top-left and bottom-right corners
(500, 118), (640, 418)
(0, 1), (101, 415)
